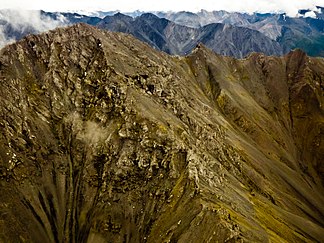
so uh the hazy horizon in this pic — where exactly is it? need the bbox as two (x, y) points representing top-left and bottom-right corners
(1, 0), (324, 17)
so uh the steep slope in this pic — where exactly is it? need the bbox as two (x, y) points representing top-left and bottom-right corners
(277, 16), (324, 56)
(195, 23), (282, 58)
(97, 13), (197, 55)
(0, 24), (323, 243)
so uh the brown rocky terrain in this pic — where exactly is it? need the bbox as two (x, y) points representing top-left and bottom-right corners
(0, 23), (323, 242)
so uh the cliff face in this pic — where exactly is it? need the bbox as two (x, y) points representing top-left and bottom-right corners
(0, 24), (323, 242)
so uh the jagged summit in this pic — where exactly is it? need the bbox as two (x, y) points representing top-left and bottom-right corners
(0, 24), (323, 242)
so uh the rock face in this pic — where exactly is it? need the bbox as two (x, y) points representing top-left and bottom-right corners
(0, 24), (323, 242)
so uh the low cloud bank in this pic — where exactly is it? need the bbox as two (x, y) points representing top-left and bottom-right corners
(0, 9), (67, 48)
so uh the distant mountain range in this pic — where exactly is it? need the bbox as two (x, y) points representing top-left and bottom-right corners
(1, 8), (324, 57)
(156, 8), (324, 56)
(95, 12), (282, 57)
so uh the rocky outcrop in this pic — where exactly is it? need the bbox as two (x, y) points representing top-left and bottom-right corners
(0, 24), (323, 242)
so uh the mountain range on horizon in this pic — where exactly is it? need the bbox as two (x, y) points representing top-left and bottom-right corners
(1, 7), (324, 58)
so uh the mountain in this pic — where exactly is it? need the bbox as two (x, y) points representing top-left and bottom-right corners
(42, 11), (102, 25)
(277, 16), (324, 56)
(97, 13), (282, 57)
(156, 9), (324, 57)
(156, 10), (286, 39)
(193, 23), (282, 57)
(0, 23), (323, 242)
(1, 9), (324, 57)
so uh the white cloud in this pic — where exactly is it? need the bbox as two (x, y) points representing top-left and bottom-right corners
(305, 11), (317, 18)
(0, 10), (66, 31)
(0, 9), (68, 48)
(0, 0), (324, 16)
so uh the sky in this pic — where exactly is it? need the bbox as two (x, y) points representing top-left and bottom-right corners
(1, 0), (324, 16)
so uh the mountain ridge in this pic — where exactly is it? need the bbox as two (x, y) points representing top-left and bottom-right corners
(96, 12), (283, 57)
(1, 9), (324, 57)
(0, 23), (323, 242)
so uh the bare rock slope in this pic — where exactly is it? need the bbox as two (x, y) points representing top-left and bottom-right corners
(0, 24), (323, 242)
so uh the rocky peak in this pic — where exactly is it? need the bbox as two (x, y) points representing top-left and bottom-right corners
(112, 12), (133, 21)
(138, 13), (161, 21)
